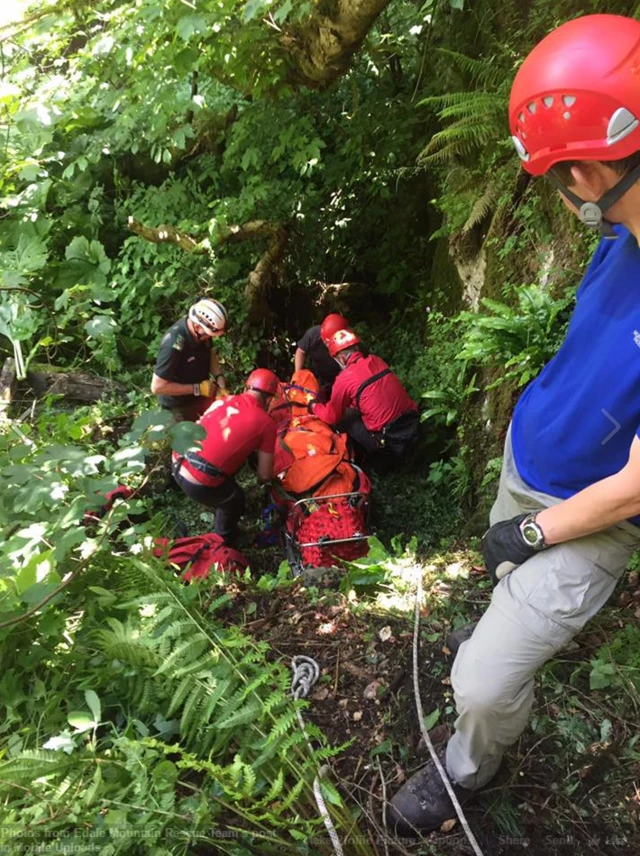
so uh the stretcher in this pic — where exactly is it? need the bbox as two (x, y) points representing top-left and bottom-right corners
(268, 370), (372, 573)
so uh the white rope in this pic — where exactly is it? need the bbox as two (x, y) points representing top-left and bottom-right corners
(412, 572), (485, 856)
(290, 655), (344, 856)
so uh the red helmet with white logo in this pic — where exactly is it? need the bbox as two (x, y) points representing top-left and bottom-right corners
(245, 368), (280, 396)
(327, 329), (361, 358)
(509, 15), (640, 176)
(320, 313), (349, 344)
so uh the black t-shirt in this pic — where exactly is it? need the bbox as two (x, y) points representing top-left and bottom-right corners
(297, 325), (340, 386)
(154, 317), (211, 408)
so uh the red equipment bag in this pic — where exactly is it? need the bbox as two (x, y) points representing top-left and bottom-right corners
(83, 485), (135, 526)
(153, 534), (249, 581)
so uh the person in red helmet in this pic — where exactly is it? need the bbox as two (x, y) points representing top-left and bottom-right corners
(172, 368), (279, 544)
(389, 14), (640, 835)
(294, 313), (349, 397)
(309, 329), (418, 468)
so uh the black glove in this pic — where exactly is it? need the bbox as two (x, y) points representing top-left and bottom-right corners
(482, 513), (545, 585)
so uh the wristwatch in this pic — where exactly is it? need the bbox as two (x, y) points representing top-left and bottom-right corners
(519, 513), (546, 550)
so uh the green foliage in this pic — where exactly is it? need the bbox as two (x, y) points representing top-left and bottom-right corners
(0, 394), (371, 854)
(589, 624), (640, 692)
(457, 284), (575, 388)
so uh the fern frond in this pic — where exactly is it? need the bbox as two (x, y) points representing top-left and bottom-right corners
(201, 677), (234, 721)
(180, 684), (206, 734)
(435, 48), (506, 88)
(462, 181), (498, 233)
(217, 700), (261, 730)
(265, 708), (299, 744)
(0, 751), (75, 784)
(172, 650), (219, 678)
(167, 675), (196, 717)
(153, 636), (208, 677)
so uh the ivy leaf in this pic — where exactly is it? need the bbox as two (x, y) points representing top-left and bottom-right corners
(84, 690), (101, 724)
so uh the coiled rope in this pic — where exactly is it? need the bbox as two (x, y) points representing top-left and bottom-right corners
(412, 573), (485, 856)
(290, 655), (344, 856)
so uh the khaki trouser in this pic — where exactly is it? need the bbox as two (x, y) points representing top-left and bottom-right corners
(446, 426), (640, 790)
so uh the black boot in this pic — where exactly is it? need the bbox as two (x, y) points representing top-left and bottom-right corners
(387, 744), (473, 836)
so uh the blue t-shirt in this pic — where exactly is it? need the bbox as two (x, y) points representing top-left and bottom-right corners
(511, 225), (640, 505)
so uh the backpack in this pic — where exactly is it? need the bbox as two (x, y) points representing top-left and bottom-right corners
(153, 534), (249, 581)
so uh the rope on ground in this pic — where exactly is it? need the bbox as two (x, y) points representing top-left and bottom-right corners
(290, 655), (344, 856)
(412, 572), (485, 856)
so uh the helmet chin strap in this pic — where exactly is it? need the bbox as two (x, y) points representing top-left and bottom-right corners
(547, 161), (640, 239)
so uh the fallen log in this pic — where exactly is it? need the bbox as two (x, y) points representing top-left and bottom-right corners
(28, 368), (126, 402)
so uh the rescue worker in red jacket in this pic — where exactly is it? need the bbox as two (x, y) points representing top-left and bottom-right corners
(172, 368), (279, 544)
(309, 329), (418, 465)
(294, 313), (349, 398)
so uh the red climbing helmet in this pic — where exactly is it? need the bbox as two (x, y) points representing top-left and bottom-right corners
(327, 329), (361, 358)
(245, 368), (280, 396)
(509, 15), (640, 176)
(320, 313), (349, 344)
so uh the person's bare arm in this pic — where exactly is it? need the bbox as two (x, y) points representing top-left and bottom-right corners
(151, 373), (201, 397)
(256, 450), (274, 483)
(294, 347), (306, 372)
(209, 351), (226, 390)
(537, 434), (640, 544)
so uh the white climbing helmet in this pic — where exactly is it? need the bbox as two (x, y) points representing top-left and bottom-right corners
(188, 299), (228, 336)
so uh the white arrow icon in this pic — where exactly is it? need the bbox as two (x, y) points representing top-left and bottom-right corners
(601, 409), (621, 445)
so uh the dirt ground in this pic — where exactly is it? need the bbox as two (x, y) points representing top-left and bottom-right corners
(212, 562), (640, 856)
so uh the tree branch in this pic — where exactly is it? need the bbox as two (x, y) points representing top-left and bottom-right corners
(128, 216), (289, 323)
(127, 217), (210, 253)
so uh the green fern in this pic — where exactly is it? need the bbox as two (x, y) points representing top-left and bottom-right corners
(417, 49), (510, 164)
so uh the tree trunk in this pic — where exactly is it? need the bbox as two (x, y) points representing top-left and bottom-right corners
(283, 0), (392, 89)
(0, 357), (16, 423)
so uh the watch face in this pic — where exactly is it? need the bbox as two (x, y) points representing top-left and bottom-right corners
(522, 523), (540, 546)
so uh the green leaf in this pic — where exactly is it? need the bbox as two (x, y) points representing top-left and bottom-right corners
(169, 420), (206, 455)
(42, 732), (77, 754)
(176, 15), (207, 41)
(67, 711), (97, 733)
(589, 660), (616, 690)
(84, 690), (101, 724)
(600, 718), (613, 743)
(319, 778), (343, 807)
(370, 739), (393, 757)
(85, 315), (118, 338)
(244, 0), (267, 22)
(274, 0), (293, 24)
(423, 708), (440, 731)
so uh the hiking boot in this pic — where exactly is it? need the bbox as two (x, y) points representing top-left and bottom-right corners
(446, 621), (478, 657)
(386, 745), (473, 836)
